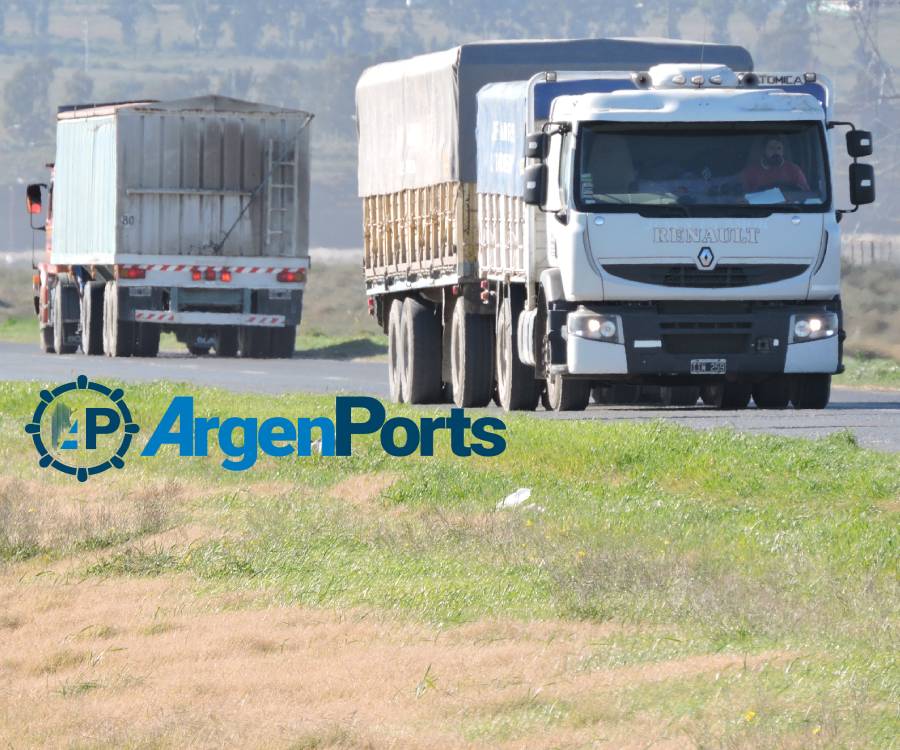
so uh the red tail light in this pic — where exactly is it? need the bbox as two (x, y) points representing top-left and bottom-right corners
(191, 267), (202, 281)
(121, 265), (146, 279)
(220, 268), (232, 282)
(204, 267), (217, 281)
(277, 269), (304, 283)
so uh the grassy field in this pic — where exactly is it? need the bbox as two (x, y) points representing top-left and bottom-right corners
(0, 380), (898, 748)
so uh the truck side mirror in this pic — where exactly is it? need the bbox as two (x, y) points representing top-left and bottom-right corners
(522, 164), (547, 206)
(849, 163), (875, 206)
(524, 132), (546, 160)
(847, 130), (873, 158)
(26, 183), (42, 214)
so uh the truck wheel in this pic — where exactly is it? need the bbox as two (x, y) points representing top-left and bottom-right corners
(700, 384), (723, 407)
(401, 297), (442, 403)
(450, 302), (493, 408)
(80, 281), (104, 355)
(239, 327), (272, 358)
(216, 327), (239, 357)
(270, 325), (296, 358)
(660, 386), (700, 407)
(134, 324), (160, 357)
(103, 281), (133, 357)
(545, 373), (590, 412)
(753, 377), (791, 409)
(718, 382), (752, 410)
(496, 295), (539, 411)
(52, 283), (78, 354)
(39, 325), (55, 353)
(387, 299), (405, 403)
(791, 375), (831, 410)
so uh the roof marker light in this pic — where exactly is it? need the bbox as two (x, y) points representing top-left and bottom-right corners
(691, 75), (704, 86)
(804, 72), (817, 83)
(671, 74), (686, 85)
(709, 74), (723, 85)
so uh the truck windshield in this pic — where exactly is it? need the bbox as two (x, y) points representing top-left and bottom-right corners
(575, 121), (829, 215)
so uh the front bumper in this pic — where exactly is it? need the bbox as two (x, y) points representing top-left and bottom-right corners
(560, 300), (842, 379)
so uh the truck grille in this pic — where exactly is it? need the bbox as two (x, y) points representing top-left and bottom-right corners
(662, 333), (751, 355)
(602, 264), (808, 288)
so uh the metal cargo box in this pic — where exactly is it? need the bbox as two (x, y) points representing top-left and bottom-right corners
(51, 96), (312, 265)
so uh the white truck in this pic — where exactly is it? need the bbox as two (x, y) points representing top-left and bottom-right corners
(26, 96), (312, 358)
(357, 39), (875, 411)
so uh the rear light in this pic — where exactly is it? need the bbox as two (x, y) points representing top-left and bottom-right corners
(191, 267), (201, 281)
(220, 268), (232, 282)
(121, 265), (146, 279)
(204, 267), (216, 281)
(32, 274), (40, 286)
(451, 285), (460, 296)
(277, 269), (306, 283)
(367, 297), (375, 316)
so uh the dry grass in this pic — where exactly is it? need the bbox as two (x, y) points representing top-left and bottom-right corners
(0, 574), (793, 750)
(842, 262), (900, 359)
(0, 477), (174, 563)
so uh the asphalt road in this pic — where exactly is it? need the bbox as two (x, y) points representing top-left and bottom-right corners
(3, 342), (899, 452)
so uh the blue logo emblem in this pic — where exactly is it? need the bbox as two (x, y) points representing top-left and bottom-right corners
(25, 375), (139, 482)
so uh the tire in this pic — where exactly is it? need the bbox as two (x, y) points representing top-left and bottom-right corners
(660, 385), (700, 407)
(270, 325), (297, 359)
(39, 325), (54, 353)
(52, 283), (78, 354)
(401, 297), (443, 404)
(718, 382), (752, 410)
(496, 294), (539, 411)
(700, 384), (723, 407)
(791, 374), (831, 410)
(239, 327), (271, 358)
(753, 377), (791, 409)
(450, 302), (494, 408)
(134, 323), (160, 358)
(102, 281), (134, 357)
(545, 372), (590, 412)
(216, 327), (239, 357)
(387, 299), (405, 403)
(80, 281), (104, 355)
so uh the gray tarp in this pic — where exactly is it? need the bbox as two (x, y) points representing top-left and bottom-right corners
(356, 38), (754, 197)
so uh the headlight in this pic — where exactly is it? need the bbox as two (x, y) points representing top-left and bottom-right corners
(567, 308), (623, 343)
(789, 312), (838, 343)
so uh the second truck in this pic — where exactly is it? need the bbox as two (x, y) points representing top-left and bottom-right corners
(26, 96), (312, 358)
(356, 38), (875, 411)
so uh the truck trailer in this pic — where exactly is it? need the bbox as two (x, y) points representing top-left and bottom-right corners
(356, 39), (875, 411)
(26, 96), (312, 358)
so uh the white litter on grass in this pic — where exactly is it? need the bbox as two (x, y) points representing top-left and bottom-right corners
(496, 488), (532, 510)
(311, 439), (322, 455)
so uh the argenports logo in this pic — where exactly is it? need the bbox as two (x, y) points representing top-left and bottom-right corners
(25, 381), (506, 478)
(25, 375), (140, 482)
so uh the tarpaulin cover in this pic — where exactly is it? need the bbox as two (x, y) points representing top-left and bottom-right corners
(356, 38), (753, 197)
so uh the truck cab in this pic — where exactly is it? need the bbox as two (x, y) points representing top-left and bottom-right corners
(512, 64), (875, 409)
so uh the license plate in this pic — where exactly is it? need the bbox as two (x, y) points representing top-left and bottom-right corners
(690, 358), (726, 375)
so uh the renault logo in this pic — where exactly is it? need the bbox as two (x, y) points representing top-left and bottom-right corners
(697, 246), (715, 268)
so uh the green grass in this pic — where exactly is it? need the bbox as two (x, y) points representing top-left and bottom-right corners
(0, 316), (33, 344)
(1, 380), (898, 746)
(836, 353), (900, 389)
